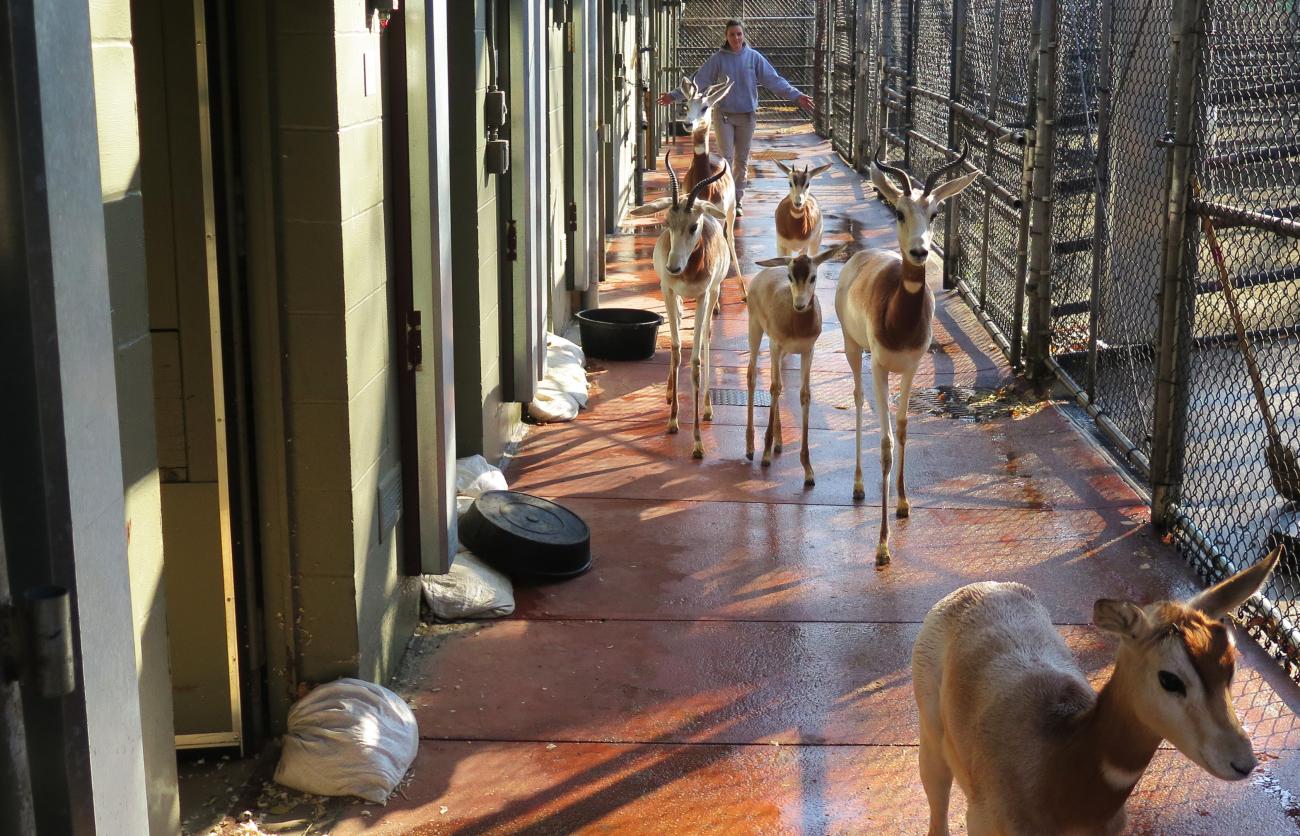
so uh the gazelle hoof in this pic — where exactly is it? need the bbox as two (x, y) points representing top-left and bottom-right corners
(761, 456), (771, 467)
(804, 476), (815, 487)
(692, 445), (705, 459)
(876, 545), (892, 567)
(896, 500), (910, 519)
(667, 422), (679, 434)
(704, 409), (713, 421)
(853, 487), (865, 502)
(745, 450), (754, 461)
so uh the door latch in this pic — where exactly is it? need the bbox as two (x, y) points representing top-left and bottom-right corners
(1, 586), (75, 698)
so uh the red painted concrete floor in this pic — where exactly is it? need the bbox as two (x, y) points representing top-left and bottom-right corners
(334, 127), (1300, 834)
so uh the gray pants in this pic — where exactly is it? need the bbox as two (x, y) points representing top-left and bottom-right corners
(711, 110), (757, 204)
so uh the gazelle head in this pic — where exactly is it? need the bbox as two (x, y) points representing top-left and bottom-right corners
(629, 151), (728, 276)
(680, 75), (734, 134)
(1093, 546), (1281, 782)
(871, 143), (980, 268)
(775, 160), (832, 211)
(754, 243), (847, 313)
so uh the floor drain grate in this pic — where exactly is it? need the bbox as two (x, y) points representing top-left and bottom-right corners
(711, 388), (772, 407)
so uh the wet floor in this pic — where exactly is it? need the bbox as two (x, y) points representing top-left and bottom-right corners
(333, 126), (1300, 834)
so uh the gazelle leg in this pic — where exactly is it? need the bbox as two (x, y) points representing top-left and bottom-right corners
(665, 289), (680, 431)
(919, 731), (954, 836)
(771, 351), (784, 454)
(746, 314), (763, 461)
(762, 346), (783, 466)
(701, 287), (717, 422)
(871, 360), (894, 566)
(690, 288), (713, 458)
(727, 212), (746, 300)
(896, 369), (915, 518)
(800, 349), (814, 486)
(845, 336), (866, 501)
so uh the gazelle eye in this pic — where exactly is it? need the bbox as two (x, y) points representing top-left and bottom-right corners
(1158, 671), (1186, 695)
(896, 210), (904, 221)
(690, 223), (699, 233)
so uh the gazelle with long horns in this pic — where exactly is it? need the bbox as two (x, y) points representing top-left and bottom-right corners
(746, 243), (846, 485)
(835, 144), (979, 565)
(913, 547), (1280, 835)
(678, 76), (745, 302)
(774, 160), (833, 257)
(628, 152), (730, 458)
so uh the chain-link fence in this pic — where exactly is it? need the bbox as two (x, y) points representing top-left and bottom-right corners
(675, 0), (818, 122)
(809, 0), (1300, 679)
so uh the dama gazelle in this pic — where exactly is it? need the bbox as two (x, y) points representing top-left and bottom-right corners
(913, 547), (1280, 835)
(678, 76), (744, 303)
(773, 160), (832, 257)
(834, 144), (979, 565)
(746, 244), (846, 485)
(628, 152), (729, 459)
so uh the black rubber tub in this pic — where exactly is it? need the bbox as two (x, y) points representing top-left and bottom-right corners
(460, 491), (591, 579)
(575, 308), (663, 361)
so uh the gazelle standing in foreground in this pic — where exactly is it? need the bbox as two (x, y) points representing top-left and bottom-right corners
(628, 152), (728, 458)
(773, 160), (832, 257)
(746, 244), (846, 485)
(835, 144), (978, 565)
(913, 547), (1280, 835)
(677, 76), (745, 303)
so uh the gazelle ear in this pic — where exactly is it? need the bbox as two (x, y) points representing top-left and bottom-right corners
(696, 201), (727, 220)
(681, 77), (697, 98)
(813, 242), (848, 265)
(629, 197), (674, 217)
(809, 163), (833, 179)
(1094, 599), (1151, 642)
(871, 164), (903, 205)
(928, 169), (981, 204)
(775, 160), (792, 177)
(754, 256), (792, 268)
(1188, 546), (1282, 619)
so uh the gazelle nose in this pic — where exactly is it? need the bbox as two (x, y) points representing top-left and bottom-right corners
(909, 248), (928, 261)
(1231, 759), (1255, 777)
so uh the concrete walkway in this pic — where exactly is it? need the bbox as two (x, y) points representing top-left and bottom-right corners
(335, 127), (1300, 834)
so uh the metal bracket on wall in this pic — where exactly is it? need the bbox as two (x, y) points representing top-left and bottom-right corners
(406, 310), (423, 371)
(566, 201), (578, 233)
(505, 219), (518, 261)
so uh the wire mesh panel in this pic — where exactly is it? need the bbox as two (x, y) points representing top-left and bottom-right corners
(830, 0), (858, 156)
(1048, 0), (1173, 467)
(908, 0), (955, 253)
(949, 0), (1036, 358)
(677, 0), (819, 122)
(1171, 0), (1300, 673)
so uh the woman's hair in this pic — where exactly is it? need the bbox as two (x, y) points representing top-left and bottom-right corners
(720, 19), (744, 50)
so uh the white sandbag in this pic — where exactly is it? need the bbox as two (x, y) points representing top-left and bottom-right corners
(274, 678), (418, 803)
(527, 332), (590, 423)
(455, 454), (508, 516)
(421, 550), (515, 620)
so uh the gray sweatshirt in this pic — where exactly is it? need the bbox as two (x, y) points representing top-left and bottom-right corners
(670, 44), (803, 114)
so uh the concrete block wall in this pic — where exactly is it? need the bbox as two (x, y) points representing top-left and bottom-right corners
(275, 0), (417, 687)
(88, 0), (180, 831)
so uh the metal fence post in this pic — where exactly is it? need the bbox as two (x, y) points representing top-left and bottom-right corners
(1149, 0), (1208, 529)
(941, 0), (969, 289)
(903, 0), (919, 168)
(1024, 0), (1058, 379)
(1086, 0), (1115, 400)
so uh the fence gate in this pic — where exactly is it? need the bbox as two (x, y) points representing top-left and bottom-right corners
(676, 0), (818, 122)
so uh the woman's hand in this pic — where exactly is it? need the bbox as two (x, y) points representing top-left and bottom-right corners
(657, 92), (676, 106)
(797, 94), (815, 111)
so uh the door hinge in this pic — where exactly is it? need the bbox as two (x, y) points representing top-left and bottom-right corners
(1, 587), (75, 697)
(566, 202), (578, 233)
(505, 219), (518, 261)
(406, 310), (423, 371)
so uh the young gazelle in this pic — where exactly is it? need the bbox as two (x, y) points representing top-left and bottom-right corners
(834, 144), (978, 565)
(773, 160), (833, 256)
(678, 76), (744, 302)
(913, 547), (1281, 836)
(746, 244), (846, 485)
(628, 152), (729, 458)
